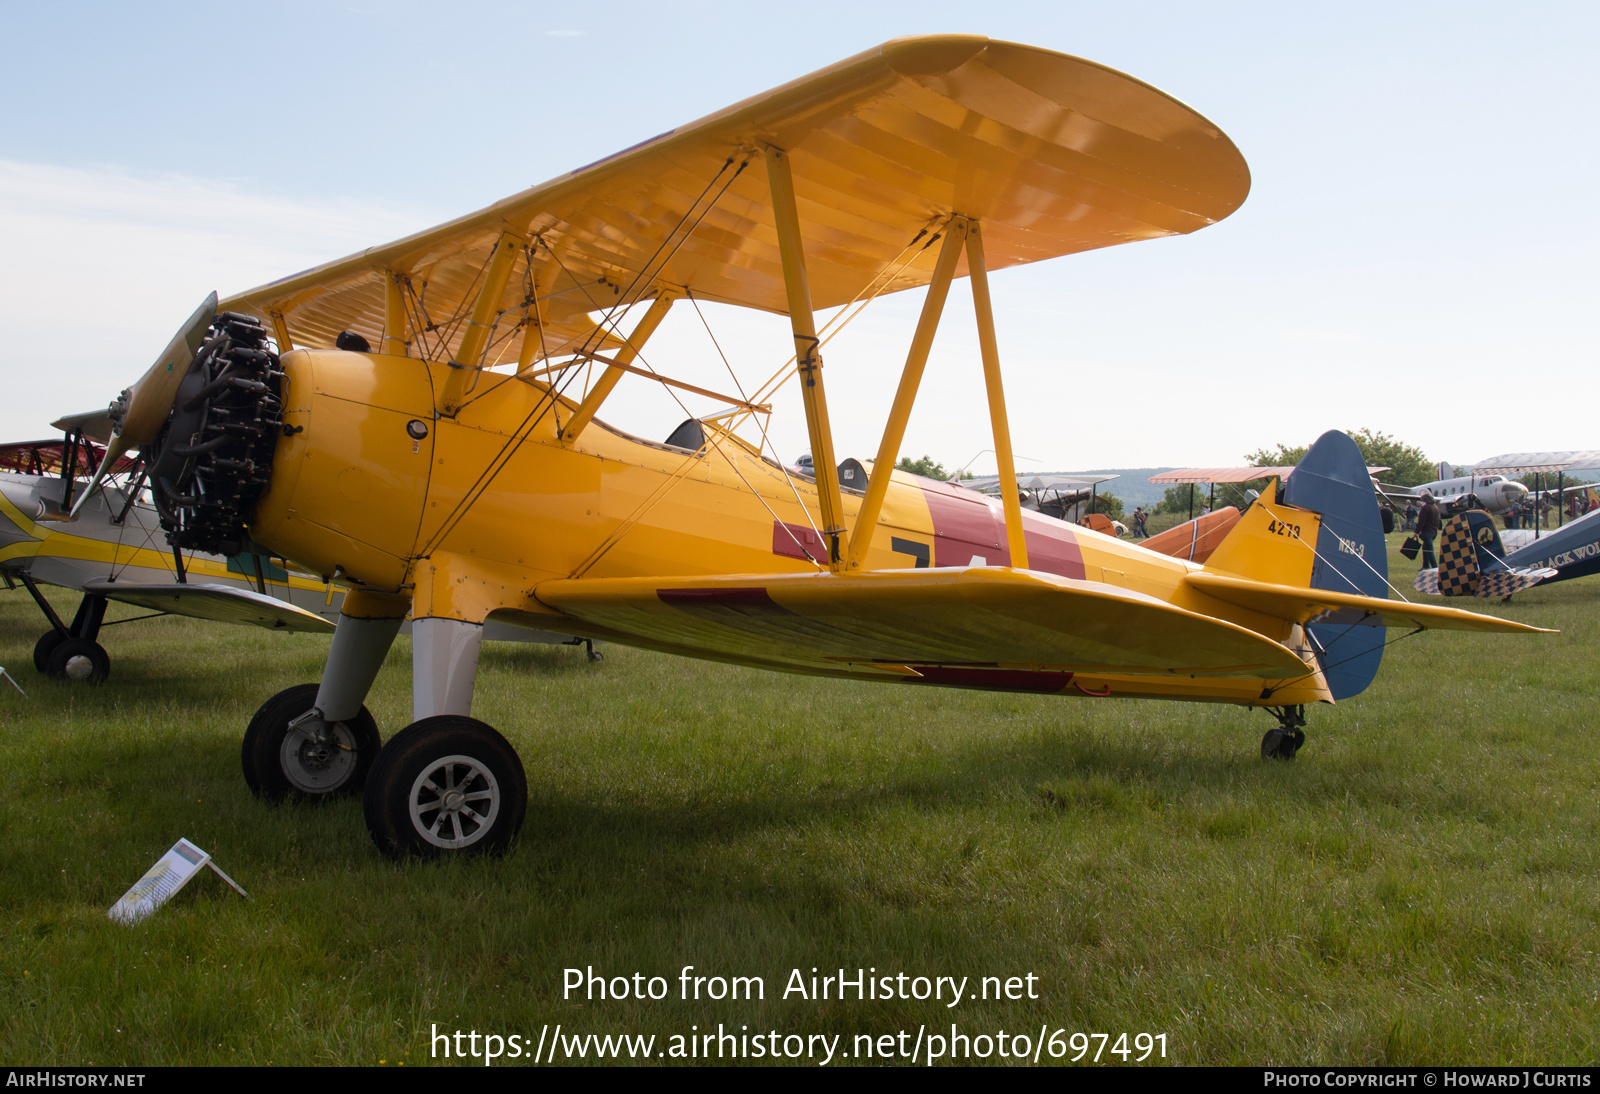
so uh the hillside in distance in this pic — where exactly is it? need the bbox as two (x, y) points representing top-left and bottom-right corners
(1074, 469), (1177, 510)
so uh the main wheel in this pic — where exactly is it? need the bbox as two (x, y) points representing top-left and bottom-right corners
(362, 715), (527, 858)
(45, 638), (109, 684)
(33, 631), (66, 675)
(242, 683), (381, 801)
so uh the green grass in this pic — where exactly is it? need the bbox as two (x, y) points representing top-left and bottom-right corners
(0, 536), (1597, 1066)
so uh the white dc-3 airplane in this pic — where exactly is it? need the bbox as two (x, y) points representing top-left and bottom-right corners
(1396, 472), (1527, 516)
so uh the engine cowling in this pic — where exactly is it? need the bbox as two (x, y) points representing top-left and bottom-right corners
(246, 347), (437, 592)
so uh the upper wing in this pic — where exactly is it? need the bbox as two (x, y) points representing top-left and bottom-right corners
(82, 581), (335, 633)
(1148, 467), (1297, 485)
(1472, 451), (1600, 475)
(222, 36), (1249, 360)
(1149, 467), (1392, 485)
(534, 567), (1308, 679)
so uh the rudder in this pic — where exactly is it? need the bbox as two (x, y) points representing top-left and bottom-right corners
(1281, 431), (1389, 700)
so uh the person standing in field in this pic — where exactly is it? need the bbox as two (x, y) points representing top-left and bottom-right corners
(1416, 492), (1441, 570)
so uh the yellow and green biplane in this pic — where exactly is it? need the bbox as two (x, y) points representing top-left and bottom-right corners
(70, 36), (1544, 857)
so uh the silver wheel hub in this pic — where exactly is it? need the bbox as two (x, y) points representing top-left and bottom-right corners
(280, 718), (358, 793)
(64, 655), (94, 680)
(409, 755), (500, 850)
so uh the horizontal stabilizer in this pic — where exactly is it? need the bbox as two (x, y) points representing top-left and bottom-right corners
(82, 581), (335, 633)
(537, 568), (1311, 679)
(1140, 507), (1240, 563)
(1414, 567), (1555, 598)
(1184, 572), (1550, 634)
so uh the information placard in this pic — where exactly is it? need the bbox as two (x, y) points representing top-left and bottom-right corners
(107, 838), (247, 925)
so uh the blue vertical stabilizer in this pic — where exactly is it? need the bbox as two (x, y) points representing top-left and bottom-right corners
(1283, 431), (1388, 700)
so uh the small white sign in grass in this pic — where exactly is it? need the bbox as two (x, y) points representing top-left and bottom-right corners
(107, 838), (248, 925)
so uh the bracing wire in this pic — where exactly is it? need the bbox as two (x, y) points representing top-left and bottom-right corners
(726, 216), (944, 436)
(1262, 624), (1425, 699)
(687, 290), (828, 559)
(568, 326), (827, 577)
(418, 159), (750, 552)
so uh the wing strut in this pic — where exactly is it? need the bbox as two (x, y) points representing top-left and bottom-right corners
(849, 218), (969, 567)
(268, 310), (294, 352)
(765, 144), (846, 569)
(439, 230), (525, 415)
(559, 290), (679, 441)
(382, 271), (408, 356)
(968, 222), (1029, 569)
(846, 217), (1029, 569)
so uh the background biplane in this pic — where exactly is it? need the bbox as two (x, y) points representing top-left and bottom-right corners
(1413, 510), (1556, 600)
(0, 413), (593, 684)
(0, 404), (334, 683)
(69, 36), (1545, 858)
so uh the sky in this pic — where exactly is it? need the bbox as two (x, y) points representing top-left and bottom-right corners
(1, 1), (1595, 476)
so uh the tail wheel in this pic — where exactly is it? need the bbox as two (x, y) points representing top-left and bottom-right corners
(243, 683), (381, 801)
(1261, 726), (1306, 761)
(45, 638), (109, 684)
(362, 716), (527, 858)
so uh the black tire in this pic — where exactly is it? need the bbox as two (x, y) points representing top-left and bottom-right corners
(242, 683), (381, 801)
(1261, 727), (1303, 761)
(1261, 728), (1286, 760)
(33, 631), (66, 675)
(363, 715), (527, 859)
(45, 638), (109, 684)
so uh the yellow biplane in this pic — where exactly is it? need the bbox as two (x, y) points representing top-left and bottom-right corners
(73, 36), (1544, 857)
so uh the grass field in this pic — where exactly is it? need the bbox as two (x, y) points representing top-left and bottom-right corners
(0, 534), (1596, 1066)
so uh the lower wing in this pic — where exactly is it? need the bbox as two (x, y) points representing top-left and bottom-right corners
(534, 567), (1313, 679)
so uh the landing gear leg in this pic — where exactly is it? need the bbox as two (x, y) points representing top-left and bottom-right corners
(364, 617), (527, 857)
(242, 613), (402, 800)
(1261, 705), (1307, 761)
(409, 617), (484, 720)
(23, 578), (111, 684)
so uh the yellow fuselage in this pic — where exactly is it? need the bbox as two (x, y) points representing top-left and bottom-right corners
(251, 350), (1329, 706)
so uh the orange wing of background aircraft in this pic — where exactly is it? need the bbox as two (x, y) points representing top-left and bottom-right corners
(67, 36), (1544, 857)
